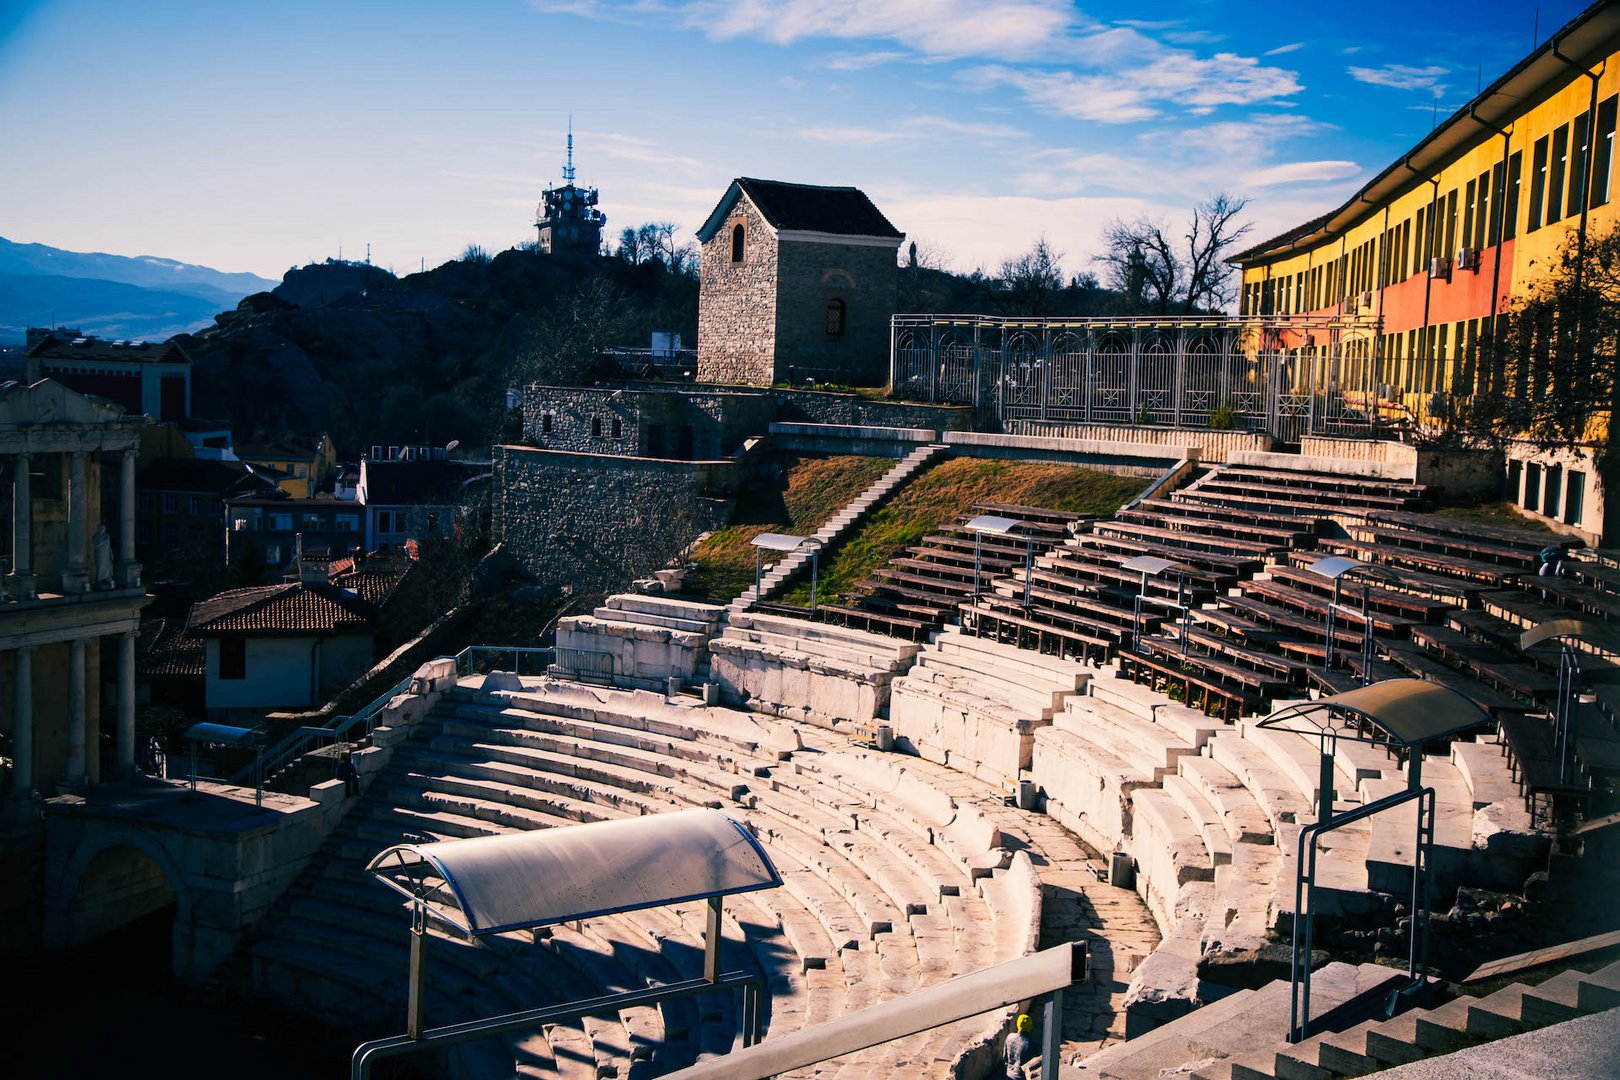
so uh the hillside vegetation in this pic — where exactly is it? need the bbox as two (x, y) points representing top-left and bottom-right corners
(683, 453), (894, 602)
(782, 457), (1146, 604)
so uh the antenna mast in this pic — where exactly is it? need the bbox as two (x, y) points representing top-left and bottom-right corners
(564, 115), (576, 185)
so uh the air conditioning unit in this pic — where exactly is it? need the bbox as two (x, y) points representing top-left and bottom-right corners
(1456, 247), (1480, 272)
(1429, 257), (1452, 280)
(1359, 290), (1373, 310)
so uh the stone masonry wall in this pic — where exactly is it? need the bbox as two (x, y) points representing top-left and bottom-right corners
(494, 445), (735, 593)
(771, 387), (972, 431)
(697, 198), (778, 386)
(773, 238), (899, 387)
(521, 385), (776, 460)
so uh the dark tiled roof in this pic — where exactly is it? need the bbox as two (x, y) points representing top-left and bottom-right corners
(188, 581), (375, 636)
(137, 616), (206, 678)
(362, 460), (489, 505)
(137, 456), (273, 497)
(27, 334), (190, 364)
(696, 178), (903, 242)
(238, 435), (324, 461)
(330, 551), (415, 608)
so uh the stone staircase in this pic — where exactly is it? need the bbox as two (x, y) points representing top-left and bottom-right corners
(732, 443), (946, 610)
(1188, 958), (1620, 1079)
(552, 593), (728, 691)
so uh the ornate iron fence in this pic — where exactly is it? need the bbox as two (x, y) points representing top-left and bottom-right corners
(891, 314), (1387, 442)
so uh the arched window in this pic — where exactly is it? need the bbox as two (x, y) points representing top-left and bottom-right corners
(731, 223), (745, 263)
(825, 298), (847, 338)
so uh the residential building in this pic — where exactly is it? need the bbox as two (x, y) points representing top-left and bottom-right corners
(224, 495), (362, 579)
(235, 433), (337, 498)
(356, 457), (490, 551)
(696, 177), (904, 388)
(136, 457), (276, 574)
(1231, 1), (1620, 535)
(24, 331), (191, 422)
(1, 378), (147, 812)
(187, 565), (378, 718)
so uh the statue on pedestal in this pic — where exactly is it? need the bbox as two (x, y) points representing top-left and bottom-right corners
(92, 523), (114, 590)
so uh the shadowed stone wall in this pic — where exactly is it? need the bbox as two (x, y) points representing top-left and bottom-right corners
(697, 198), (778, 386)
(493, 445), (736, 593)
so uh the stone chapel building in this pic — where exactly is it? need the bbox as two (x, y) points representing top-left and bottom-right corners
(695, 178), (903, 388)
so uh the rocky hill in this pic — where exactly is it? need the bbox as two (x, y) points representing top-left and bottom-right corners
(178, 248), (699, 455)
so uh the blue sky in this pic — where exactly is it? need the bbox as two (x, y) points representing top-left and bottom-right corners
(0, 0), (1589, 283)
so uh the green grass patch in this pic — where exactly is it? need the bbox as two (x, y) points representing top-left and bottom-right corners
(683, 452), (895, 601)
(782, 457), (1146, 605)
(1431, 501), (1557, 535)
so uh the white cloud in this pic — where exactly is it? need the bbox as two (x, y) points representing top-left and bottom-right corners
(824, 49), (908, 71)
(1348, 63), (1447, 91)
(683, 0), (1076, 60)
(1243, 159), (1361, 186)
(974, 50), (1301, 124)
(1264, 42), (1303, 56)
(586, 132), (706, 173)
(802, 115), (1025, 146)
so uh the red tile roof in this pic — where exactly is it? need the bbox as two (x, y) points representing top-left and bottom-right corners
(137, 616), (206, 678)
(188, 581), (375, 636)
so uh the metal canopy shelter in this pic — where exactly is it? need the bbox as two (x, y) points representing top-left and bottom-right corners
(751, 532), (824, 612)
(1519, 618), (1620, 784)
(1304, 555), (1405, 680)
(183, 721), (264, 807)
(1258, 680), (1491, 1042)
(354, 809), (782, 1077)
(964, 514), (1033, 606)
(1121, 554), (1197, 654)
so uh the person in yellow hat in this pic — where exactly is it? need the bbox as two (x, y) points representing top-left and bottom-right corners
(1004, 1012), (1034, 1078)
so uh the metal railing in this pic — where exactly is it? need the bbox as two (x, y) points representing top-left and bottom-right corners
(453, 645), (555, 678)
(227, 671), (417, 787)
(891, 313), (1387, 441)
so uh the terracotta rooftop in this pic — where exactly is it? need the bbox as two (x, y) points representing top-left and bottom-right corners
(188, 580), (375, 636)
(137, 616), (206, 678)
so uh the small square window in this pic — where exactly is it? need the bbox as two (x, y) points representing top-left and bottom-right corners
(219, 637), (246, 680)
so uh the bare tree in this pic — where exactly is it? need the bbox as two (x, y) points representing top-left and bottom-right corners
(1097, 193), (1251, 315)
(616, 226), (646, 264)
(511, 275), (624, 386)
(997, 236), (1065, 316)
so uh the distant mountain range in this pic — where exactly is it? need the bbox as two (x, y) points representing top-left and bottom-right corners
(0, 237), (279, 343)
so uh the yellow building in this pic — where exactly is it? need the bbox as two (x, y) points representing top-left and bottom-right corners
(1233, 0), (1620, 538)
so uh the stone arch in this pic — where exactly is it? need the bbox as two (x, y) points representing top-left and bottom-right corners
(52, 830), (191, 964)
(819, 268), (856, 289)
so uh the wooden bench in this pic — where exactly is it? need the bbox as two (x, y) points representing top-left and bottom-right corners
(1180, 625), (1311, 682)
(1265, 564), (1452, 623)
(1351, 524), (1545, 567)
(1368, 510), (1577, 554)
(1155, 495), (1329, 532)
(1381, 641), (1537, 716)
(1139, 635), (1289, 696)
(1114, 505), (1314, 546)
(815, 604), (931, 641)
(1238, 578), (1418, 636)
(1076, 532), (1259, 575)
(1496, 712), (1592, 824)
(962, 602), (1113, 661)
(1119, 648), (1262, 720)
(1194, 477), (1417, 511)
(1319, 537), (1524, 587)
(1290, 549), (1489, 604)
(1093, 519), (1282, 559)
(1218, 594), (1368, 648)
(1408, 625), (1560, 701)
(1219, 466), (1428, 497)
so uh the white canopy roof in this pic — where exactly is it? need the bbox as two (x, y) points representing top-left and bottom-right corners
(365, 808), (781, 936)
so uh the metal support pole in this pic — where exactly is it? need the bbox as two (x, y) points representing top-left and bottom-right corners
(1023, 536), (1033, 611)
(1042, 988), (1064, 1078)
(1323, 579), (1342, 674)
(704, 895), (723, 984)
(408, 905), (428, 1039)
(809, 551), (819, 615)
(1361, 581), (1376, 684)
(1178, 576), (1189, 655)
(753, 549), (763, 603)
(973, 532), (983, 602)
(1132, 573), (1146, 653)
(1318, 738), (1336, 824)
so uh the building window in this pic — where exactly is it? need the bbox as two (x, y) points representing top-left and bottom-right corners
(162, 494), (179, 513)
(137, 523), (152, 544)
(1567, 471), (1586, 525)
(377, 510), (395, 534)
(336, 514), (358, 531)
(138, 492), (153, 512)
(591, 417), (604, 438)
(264, 543), (282, 565)
(825, 298), (847, 338)
(1593, 96), (1617, 209)
(731, 223), (745, 263)
(190, 495), (204, 515)
(270, 513), (292, 532)
(1548, 124), (1569, 225)
(541, 413), (553, 434)
(612, 417), (623, 439)
(219, 637), (246, 681)
(427, 511), (440, 532)
(1528, 135), (1549, 231)
(302, 513), (324, 530)
(1504, 150), (1523, 240)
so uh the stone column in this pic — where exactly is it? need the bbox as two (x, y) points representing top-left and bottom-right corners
(117, 630), (136, 776)
(8, 452), (34, 600)
(119, 449), (140, 589)
(64, 450), (88, 594)
(10, 645), (34, 799)
(63, 638), (88, 790)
